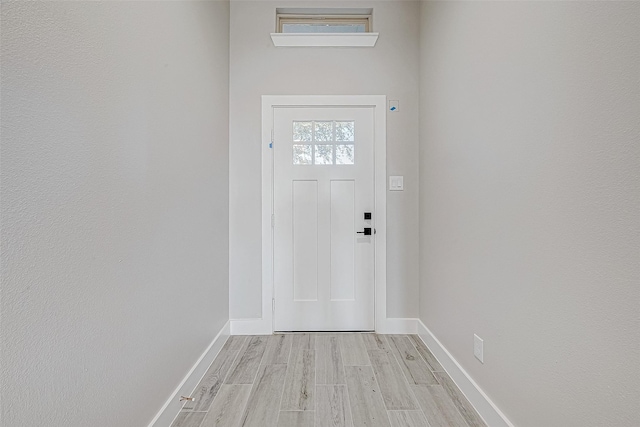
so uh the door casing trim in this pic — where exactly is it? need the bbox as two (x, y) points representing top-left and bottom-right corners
(259, 95), (387, 334)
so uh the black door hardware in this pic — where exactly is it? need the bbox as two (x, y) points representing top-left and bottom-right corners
(357, 228), (372, 236)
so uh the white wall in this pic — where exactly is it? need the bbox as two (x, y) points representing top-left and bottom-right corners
(229, 0), (420, 320)
(418, 2), (640, 426)
(0, 2), (229, 426)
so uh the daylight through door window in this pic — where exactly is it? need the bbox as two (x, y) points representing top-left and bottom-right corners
(293, 121), (355, 165)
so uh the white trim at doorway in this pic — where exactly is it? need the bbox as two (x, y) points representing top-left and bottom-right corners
(230, 95), (403, 335)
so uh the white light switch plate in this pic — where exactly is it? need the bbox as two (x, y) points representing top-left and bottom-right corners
(389, 176), (404, 191)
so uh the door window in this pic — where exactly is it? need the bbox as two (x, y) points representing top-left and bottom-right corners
(292, 120), (355, 165)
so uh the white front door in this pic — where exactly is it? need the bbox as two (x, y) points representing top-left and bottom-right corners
(273, 107), (375, 331)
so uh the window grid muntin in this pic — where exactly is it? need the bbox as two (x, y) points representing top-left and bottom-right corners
(293, 120), (355, 165)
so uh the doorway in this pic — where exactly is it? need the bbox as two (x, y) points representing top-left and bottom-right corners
(262, 96), (387, 333)
(273, 107), (375, 331)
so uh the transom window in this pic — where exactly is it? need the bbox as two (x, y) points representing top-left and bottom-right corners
(278, 17), (369, 33)
(293, 121), (355, 165)
(276, 10), (372, 34)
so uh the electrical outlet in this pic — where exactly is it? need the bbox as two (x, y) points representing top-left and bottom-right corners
(474, 334), (484, 363)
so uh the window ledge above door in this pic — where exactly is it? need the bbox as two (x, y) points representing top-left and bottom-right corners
(270, 33), (379, 47)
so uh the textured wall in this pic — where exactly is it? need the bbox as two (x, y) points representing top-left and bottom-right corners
(418, 2), (640, 426)
(0, 2), (229, 426)
(229, 1), (420, 320)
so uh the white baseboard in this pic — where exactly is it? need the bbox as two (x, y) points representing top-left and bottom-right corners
(230, 317), (419, 335)
(148, 321), (230, 427)
(230, 318), (272, 335)
(417, 319), (514, 427)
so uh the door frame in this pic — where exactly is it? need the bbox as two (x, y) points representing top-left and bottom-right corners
(261, 95), (387, 333)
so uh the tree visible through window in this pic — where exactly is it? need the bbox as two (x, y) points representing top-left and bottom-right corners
(293, 121), (355, 165)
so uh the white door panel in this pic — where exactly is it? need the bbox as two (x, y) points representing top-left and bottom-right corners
(273, 107), (375, 331)
(330, 180), (355, 301)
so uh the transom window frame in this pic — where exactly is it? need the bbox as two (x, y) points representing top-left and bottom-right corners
(271, 9), (379, 47)
(276, 14), (372, 33)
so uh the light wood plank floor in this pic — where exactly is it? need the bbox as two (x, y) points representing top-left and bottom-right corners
(171, 334), (486, 427)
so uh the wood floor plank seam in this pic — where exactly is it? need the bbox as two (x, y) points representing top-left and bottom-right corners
(171, 411), (207, 427)
(316, 335), (346, 385)
(386, 342), (435, 427)
(409, 335), (445, 373)
(221, 348), (243, 385)
(276, 410), (315, 427)
(246, 336), (270, 387)
(225, 336), (269, 385)
(274, 361), (292, 424)
(337, 378), (358, 427)
(402, 379), (432, 427)
(433, 372), (487, 427)
(215, 335), (247, 390)
(337, 337), (359, 427)
(316, 384), (354, 427)
(262, 334), (295, 365)
(341, 383), (355, 426)
(280, 348), (315, 410)
(284, 334), (294, 365)
(381, 335), (430, 426)
(367, 335), (432, 427)
(385, 336), (430, 397)
(344, 365), (392, 426)
(387, 335), (439, 386)
(414, 384), (471, 427)
(239, 364), (288, 427)
(182, 348), (241, 412)
(368, 349), (418, 410)
(210, 335), (248, 407)
(387, 410), (430, 427)
(339, 334), (371, 366)
(200, 384), (252, 427)
(362, 341), (398, 427)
